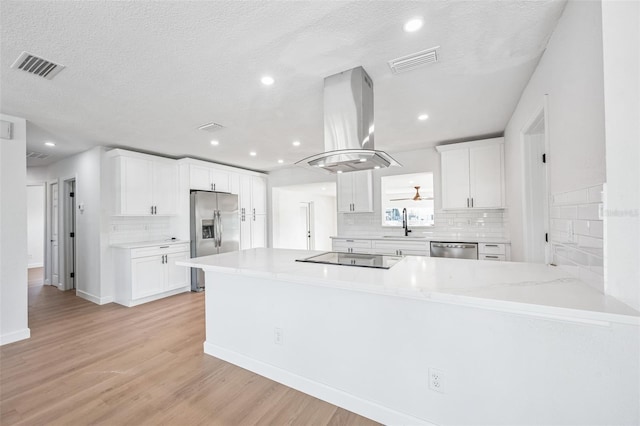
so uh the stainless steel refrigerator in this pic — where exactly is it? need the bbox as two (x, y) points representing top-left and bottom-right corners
(190, 191), (239, 291)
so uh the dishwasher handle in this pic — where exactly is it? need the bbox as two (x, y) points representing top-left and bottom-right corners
(431, 243), (477, 249)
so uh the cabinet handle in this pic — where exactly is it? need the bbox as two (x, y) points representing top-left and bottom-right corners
(150, 206), (154, 214)
(485, 255), (499, 259)
(214, 183), (216, 191)
(467, 198), (469, 208)
(154, 206), (157, 215)
(160, 246), (169, 249)
(471, 198), (474, 208)
(485, 244), (499, 247)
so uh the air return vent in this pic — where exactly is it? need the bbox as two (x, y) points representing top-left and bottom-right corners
(388, 46), (439, 74)
(198, 122), (225, 133)
(11, 51), (65, 80)
(26, 151), (51, 160)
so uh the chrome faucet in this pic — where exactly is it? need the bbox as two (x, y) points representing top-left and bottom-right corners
(402, 208), (412, 236)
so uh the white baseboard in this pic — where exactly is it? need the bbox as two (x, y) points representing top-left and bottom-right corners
(204, 342), (435, 426)
(76, 290), (113, 305)
(0, 328), (31, 346)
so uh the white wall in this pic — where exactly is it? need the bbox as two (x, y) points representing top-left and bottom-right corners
(26, 185), (45, 268)
(601, 0), (640, 311)
(0, 113), (30, 345)
(504, 0), (606, 261)
(44, 147), (111, 304)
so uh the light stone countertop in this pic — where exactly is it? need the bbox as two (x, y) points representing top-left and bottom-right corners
(330, 235), (511, 244)
(111, 239), (190, 249)
(178, 248), (639, 326)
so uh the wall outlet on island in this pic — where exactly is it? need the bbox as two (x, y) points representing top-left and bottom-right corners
(274, 327), (284, 345)
(429, 368), (445, 393)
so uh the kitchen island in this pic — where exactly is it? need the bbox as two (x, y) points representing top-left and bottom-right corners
(179, 248), (639, 425)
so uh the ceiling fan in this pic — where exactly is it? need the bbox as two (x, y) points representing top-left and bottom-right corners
(390, 186), (434, 201)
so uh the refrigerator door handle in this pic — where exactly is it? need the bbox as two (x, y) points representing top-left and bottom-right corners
(217, 210), (223, 247)
(212, 210), (219, 248)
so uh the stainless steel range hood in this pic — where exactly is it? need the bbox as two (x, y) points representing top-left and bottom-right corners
(296, 67), (401, 174)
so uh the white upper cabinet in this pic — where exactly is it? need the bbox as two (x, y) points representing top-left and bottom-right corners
(189, 164), (229, 192)
(437, 138), (505, 210)
(239, 174), (266, 216)
(337, 170), (373, 213)
(111, 151), (178, 216)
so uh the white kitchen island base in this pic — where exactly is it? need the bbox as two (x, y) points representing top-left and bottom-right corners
(181, 249), (640, 426)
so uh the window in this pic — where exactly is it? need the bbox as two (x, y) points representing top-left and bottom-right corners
(381, 172), (434, 227)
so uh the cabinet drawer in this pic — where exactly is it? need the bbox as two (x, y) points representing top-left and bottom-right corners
(478, 243), (505, 255)
(479, 254), (505, 261)
(372, 240), (429, 251)
(131, 243), (190, 258)
(332, 239), (372, 253)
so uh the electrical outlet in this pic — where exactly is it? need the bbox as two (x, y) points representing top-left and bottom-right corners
(274, 327), (283, 345)
(429, 368), (445, 393)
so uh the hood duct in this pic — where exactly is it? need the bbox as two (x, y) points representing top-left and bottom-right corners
(296, 67), (401, 173)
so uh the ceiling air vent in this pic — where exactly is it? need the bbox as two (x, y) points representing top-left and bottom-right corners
(11, 51), (65, 80)
(388, 46), (440, 74)
(26, 151), (51, 160)
(198, 122), (225, 133)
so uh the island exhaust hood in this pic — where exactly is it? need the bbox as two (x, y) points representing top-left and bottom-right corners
(296, 67), (401, 174)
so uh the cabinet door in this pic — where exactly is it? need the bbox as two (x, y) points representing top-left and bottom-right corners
(469, 144), (504, 208)
(166, 251), (189, 290)
(239, 175), (253, 214)
(120, 156), (154, 215)
(336, 173), (355, 213)
(440, 149), (470, 209)
(190, 165), (212, 191)
(351, 170), (373, 212)
(211, 169), (230, 192)
(240, 215), (252, 250)
(131, 255), (164, 299)
(153, 161), (178, 215)
(251, 214), (267, 248)
(251, 176), (267, 215)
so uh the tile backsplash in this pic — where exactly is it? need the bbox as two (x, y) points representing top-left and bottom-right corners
(109, 216), (174, 245)
(549, 184), (604, 292)
(338, 209), (508, 240)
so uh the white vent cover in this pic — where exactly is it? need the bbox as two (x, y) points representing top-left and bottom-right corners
(26, 151), (51, 159)
(388, 46), (440, 74)
(11, 51), (65, 80)
(198, 122), (225, 133)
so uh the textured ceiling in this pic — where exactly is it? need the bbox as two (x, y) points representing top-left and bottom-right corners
(0, 0), (566, 170)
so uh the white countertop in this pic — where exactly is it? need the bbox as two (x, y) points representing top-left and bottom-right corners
(111, 239), (190, 249)
(178, 248), (639, 325)
(331, 235), (511, 244)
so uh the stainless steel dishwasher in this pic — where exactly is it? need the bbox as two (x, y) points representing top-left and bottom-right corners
(430, 242), (478, 259)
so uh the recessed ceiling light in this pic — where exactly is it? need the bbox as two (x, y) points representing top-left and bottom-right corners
(210, 140), (219, 146)
(374, 166), (380, 170)
(359, 158), (367, 162)
(261, 76), (274, 86)
(337, 170), (343, 174)
(403, 18), (423, 33)
(292, 140), (301, 147)
(249, 151), (257, 156)
(418, 114), (429, 121)
(277, 159), (284, 164)
(44, 141), (56, 147)
(322, 187), (326, 191)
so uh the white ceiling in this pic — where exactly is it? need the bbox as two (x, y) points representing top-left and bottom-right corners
(0, 0), (566, 170)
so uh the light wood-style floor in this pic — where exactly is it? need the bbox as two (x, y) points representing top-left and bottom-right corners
(0, 285), (379, 425)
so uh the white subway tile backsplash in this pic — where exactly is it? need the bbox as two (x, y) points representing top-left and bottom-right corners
(549, 183), (604, 291)
(109, 216), (173, 245)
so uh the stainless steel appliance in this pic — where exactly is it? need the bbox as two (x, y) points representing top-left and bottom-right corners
(296, 252), (402, 269)
(430, 242), (478, 260)
(190, 191), (239, 291)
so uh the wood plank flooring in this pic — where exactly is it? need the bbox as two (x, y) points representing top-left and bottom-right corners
(0, 285), (379, 425)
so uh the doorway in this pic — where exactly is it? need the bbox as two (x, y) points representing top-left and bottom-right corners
(27, 184), (46, 286)
(522, 98), (550, 264)
(49, 182), (59, 287)
(272, 182), (336, 251)
(63, 179), (76, 290)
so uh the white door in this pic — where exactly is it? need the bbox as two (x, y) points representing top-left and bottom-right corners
(121, 156), (153, 215)
(166, 252), (189, 290)
(131, 255), (164, 299)
(240, 215), (251, 250)
(239, 174), (252, 215)
(51, 182), (59, 286)
(251, 176), (267, 215)
(251, 215), (267, 248)
(336, 173), (354, 213)
(153, 161), (178, 215)
(190, 165), (212, 191)
(469, 144), (503, 208)
(440, 149), (470, 209)
(351, 170), (373, 212)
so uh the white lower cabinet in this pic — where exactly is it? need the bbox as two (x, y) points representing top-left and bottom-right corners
(371, 240), (430, 256)
(114, 243), (190, 307)
(332, 238), (372, 254)
(478, 243), (509, 261)
(240, 213), (266, 249)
